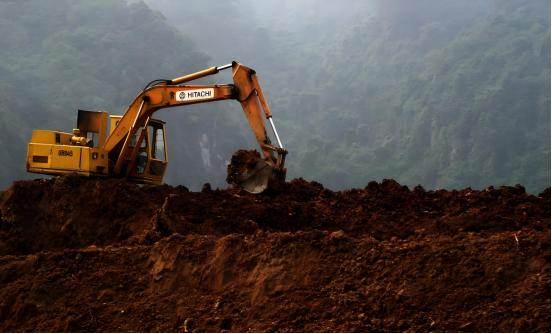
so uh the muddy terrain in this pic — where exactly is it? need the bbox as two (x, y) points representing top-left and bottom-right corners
(0, 175), (549, 332)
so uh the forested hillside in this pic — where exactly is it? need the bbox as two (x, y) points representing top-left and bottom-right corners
(332, 0), (550, 193)
(0, 0), (253, 190)
(147, 0), (550, 193)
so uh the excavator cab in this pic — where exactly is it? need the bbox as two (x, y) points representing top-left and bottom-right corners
(109, 116), (168, 184)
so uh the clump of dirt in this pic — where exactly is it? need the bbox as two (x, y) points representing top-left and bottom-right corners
(226, 149), (262, 186)
(0, 175), (549, 332)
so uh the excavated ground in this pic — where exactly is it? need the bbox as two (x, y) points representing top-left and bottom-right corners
(0, 175), (549, 332)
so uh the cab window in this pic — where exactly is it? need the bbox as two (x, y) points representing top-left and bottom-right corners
(149, 125), (166, 161)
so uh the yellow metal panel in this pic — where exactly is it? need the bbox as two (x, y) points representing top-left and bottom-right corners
(50, 145), (81, 171)
(30, 130), (73, 145)
(87, 148), (109, 175)
(28, 140), (109, 176)
(27, 143), (52, 169)
(109, 115), (122, 136)
(30, 130), (55, 144)
(80, 147), (88, 171)
(58, 133), (72, 145)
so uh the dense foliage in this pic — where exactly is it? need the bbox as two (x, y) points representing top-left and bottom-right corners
(293, 0), (551, 192)
(148, 0), (550, 193)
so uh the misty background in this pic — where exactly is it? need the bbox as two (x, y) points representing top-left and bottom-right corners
(0, 0), (549, 193)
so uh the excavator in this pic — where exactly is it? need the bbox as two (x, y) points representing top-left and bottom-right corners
(26, 61), (287, 193)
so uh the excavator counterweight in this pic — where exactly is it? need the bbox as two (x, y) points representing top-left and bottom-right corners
(26, 61), (287, 193)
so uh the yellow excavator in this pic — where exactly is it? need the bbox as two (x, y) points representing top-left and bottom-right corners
(26, 61), (287, 193)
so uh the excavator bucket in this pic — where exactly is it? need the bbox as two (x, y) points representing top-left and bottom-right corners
(235, 159), (277, 193)
(227, 150), (285, 193)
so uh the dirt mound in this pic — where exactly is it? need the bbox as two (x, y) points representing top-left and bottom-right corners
(0, 176), (549, 332)
(226, 149), (262, 186)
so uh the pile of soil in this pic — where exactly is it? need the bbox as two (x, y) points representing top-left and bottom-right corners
(226, 150), (262, 186)
(0, 175), (549, 332)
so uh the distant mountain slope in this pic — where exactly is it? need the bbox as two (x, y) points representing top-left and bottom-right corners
(315, 0), (550, 192)
(146, 0), (550, 193)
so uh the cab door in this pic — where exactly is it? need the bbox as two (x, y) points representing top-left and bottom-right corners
(128, 119), (168, 184)
(146, 120), (168, 180)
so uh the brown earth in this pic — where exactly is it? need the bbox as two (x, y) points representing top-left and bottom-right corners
(226, 149), (262, 186)
(0, 175), (549, 332)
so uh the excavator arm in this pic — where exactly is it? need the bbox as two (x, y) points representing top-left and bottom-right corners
(104, 61), (287, 192)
